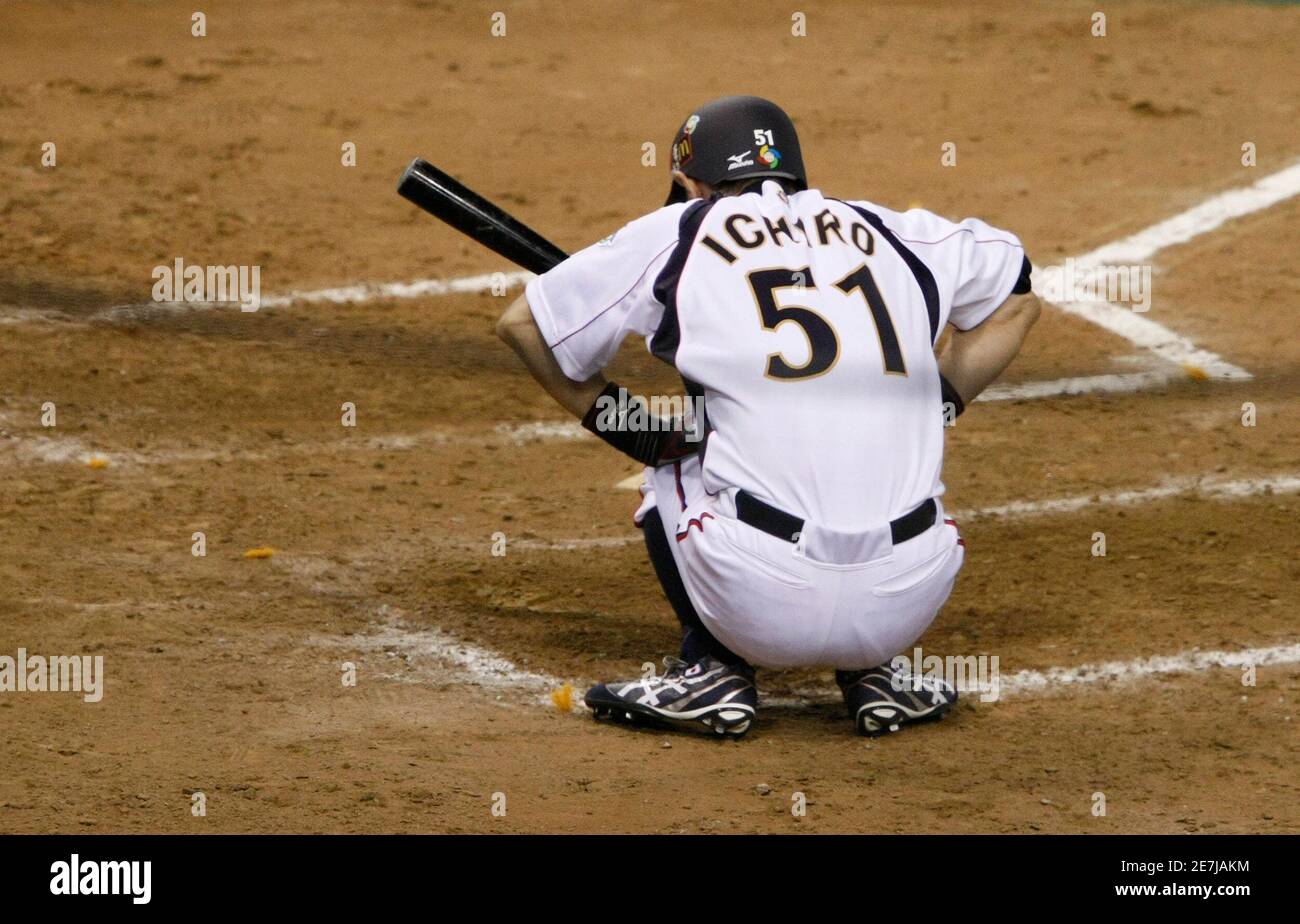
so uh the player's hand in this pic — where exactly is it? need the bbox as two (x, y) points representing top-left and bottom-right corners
(580, 382), (700, 467)
(654, 422), (700, 466)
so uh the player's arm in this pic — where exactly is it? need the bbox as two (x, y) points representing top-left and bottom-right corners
(937, 291), (1042, 406)
(495, 292), (608, 418)
(495, 290), (695, 466)
(496, 205), (699, 466)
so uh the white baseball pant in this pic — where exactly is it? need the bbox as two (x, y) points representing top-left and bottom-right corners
(635, 455), (965, 670)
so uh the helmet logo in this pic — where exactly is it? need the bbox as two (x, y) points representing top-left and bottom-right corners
(683, 114), (700, 135)
(673, 136), (693, 168)
(726, 151), (755, 170)
(758, 144), (781, 169)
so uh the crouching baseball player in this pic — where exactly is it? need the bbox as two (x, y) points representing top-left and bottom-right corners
(497, 96), (1040, 737)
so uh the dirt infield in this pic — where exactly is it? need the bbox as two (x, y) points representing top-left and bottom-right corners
(1, 0), (1297, 834)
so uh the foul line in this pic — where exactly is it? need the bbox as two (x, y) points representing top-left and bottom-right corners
(1031, 163), (1300, 381)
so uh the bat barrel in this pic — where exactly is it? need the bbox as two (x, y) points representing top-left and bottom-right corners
(397, 158), (569, 276)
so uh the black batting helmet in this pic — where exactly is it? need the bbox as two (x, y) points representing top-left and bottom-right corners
(665, 95), (807, 205)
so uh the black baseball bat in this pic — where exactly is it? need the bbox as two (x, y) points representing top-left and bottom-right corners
(396, 158), (569, 275)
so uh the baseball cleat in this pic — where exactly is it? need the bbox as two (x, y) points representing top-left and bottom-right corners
(585, 656), (757, 737)
(836, 664), (957, 737)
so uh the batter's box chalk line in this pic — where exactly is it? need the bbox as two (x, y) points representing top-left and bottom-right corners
(310, 604), (569, 707)
(324, 611), (1300, 712)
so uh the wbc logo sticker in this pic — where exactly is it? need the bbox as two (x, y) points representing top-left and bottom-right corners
(758, 144), (781, 169)
(673, 136), (693, 168)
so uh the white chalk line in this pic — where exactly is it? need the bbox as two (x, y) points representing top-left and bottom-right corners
(1031, 163), (1300, 381)
(113, 270), (535, 320)
(1078, 163), (1300, 267)
(993, 642), (1300, 698)
(257, 270), (534, 310)
(953, 471), (1300, 520)
(768, 641), (1300, 706)
(311, 605), (567, 706)
(513, 536), (639, 551)
(331, 609), (1300, 712)
(976, 370), (1176, 403)
(0, 420), (587, 468)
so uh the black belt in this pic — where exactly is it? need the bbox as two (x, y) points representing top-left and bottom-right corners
(735, 492), (937, 546)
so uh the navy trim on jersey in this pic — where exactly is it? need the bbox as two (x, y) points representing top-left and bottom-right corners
(650, 198), (715, 367)
(651, 198), (716, 470)
(840, 202), (942, 344)
(1012, 254), (1033, 294)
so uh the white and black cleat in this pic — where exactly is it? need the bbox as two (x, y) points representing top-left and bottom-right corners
(836, 664), (957, 737)
(585, 656), (757, 738)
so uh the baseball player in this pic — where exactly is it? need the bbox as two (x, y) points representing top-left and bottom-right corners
(497, 96), (1039, 737)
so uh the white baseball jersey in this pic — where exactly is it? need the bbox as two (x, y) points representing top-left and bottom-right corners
(526, 180), (1025, 534)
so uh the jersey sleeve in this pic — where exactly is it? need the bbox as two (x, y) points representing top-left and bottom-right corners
(944, 217), (1026, 330)
(857, 204), (1026, 331)
(525, 204), (688, 382)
